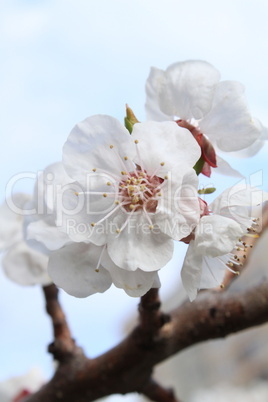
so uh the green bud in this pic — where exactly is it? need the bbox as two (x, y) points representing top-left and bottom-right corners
(124, 104), (139, 134)
(198, 187), (216, 195)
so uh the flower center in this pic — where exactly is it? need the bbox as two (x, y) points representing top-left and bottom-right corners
(119, 170), (163, 213)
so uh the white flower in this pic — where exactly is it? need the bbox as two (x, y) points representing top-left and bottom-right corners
(181, 183), (268, 301)
(0, 368), (45, 402)
(48, 242), (161, 297)
(26, 162), (73, 251)
(41, 114), (202, 298)
(0, 194), (51, 286)
(58, 114), (201, 273)
(145, 60), (264, 176)
(181, 214), (244, 301)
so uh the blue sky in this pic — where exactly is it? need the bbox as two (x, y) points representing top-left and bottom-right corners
(1, 0), (268, 396)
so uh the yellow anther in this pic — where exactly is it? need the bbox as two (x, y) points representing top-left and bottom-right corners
(132, 196), (139, 203)
(126, 179), (131, 184)
(95, 268), (99, 273)
(115, 200), (120, 205)
(228, 262), (234, 267)
(128, 185), (135, 192)
(160, 162), (165, 166)
(149, 225), (154, 230)
(107, 182), (111, 186)
(116, 228), (121, 234)
(220, 284), (225, 289)
(129, 204), (135, 210)
(110, 145), (114, 149)
(134, 139), (139, 144)
(158, 193), (162, 197)
(91, 222), (95, 227)
(92, 168), (96, 172)
(164, 175), (169, 180)
(121, 171), (127, 175)
(74, 192), (79, 196)
(235, 271), (240, 276)
(124, 156), (128, 160)
(103, 193), (107, 197)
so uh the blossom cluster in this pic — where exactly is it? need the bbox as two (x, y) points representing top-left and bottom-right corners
(1, 60), (267, 300)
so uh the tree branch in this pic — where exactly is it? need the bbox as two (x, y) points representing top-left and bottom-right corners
(26, 277), (268, 402)
(42, 284), (79, 360)
(142, 378), (180, 402)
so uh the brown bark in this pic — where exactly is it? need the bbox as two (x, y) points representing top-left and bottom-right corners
(25, 278), (268, 402)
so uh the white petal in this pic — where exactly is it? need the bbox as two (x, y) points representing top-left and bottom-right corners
(199, 255), (228, 290)
(107, 212), (174, 271)
(0, 194), (31, 250)
(214, 155), (244, 178)
(48, 243), (112, 297)
(156, 60), (220, 120)
(33, 161), (73, 214)
(210, 183), (265, 230)
(228, 119), (268, 157)
(156, 169), (200, 240)
(63, 115), (136, 186)
(181, 242), (203, 301)
(2, 241), (51, 286)
(199, 81), (261, 151)
(145, 67), (173, 121)
(131, 121), (201, 177)
(102, 251), (160, 297)
(27, 219), (71, 250)
(194, 215), (243, 257)
(56, 185), (117, 245)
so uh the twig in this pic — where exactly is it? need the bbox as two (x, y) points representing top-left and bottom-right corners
(42, 284), (76, 360)
(139, 288), (170, 334)
(142, 378), (180, 402)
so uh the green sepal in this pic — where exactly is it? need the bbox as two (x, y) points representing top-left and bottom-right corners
(193, 156), (205, 175)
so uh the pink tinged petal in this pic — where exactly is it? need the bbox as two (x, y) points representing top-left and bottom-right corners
(102, 251), (161, 297)
(157, 60), (220, 120)
(201, 161), (212, 177)
(107, 212), (174, 272)
(145, 67), (174, 121)
(194, 215), (243, 258)
(2, 241), (51, 286)
(199, 81), (261, 152)
(156, 170), (200, 240)
(48, 243), (112, 298)
(63, 115), (136, 186)
(27, 219), (71, 251)
(131, 121), (201, 177)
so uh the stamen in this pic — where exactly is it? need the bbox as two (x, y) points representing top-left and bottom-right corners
(134, 140), (145, 173)
(95, 245), (106, 272)
(116, 210), (135, 235)
(90, 202), (127, 227)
